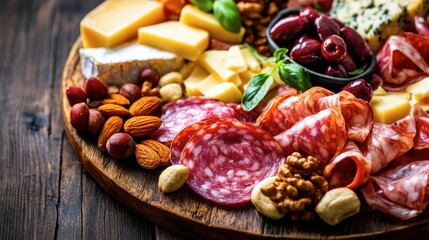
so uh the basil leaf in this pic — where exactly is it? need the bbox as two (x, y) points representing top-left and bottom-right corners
(190, 0), (214, 12)
(273, 48), (288, 63)
(278, 62), (312, 92)
(348, 62), (367, 75)
(213, 0), (242, 33)
(241, 73), (274, 111)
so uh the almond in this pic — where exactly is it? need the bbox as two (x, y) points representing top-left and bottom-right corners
(135, 144), (160, 169)
(98, 104), (129, 117)
(124, 116), (162, 138)
(101, 93), (130, 107)
(98, 116), (123, 151)
(129, 96), (162, 117)
(140, 139), (170, 166)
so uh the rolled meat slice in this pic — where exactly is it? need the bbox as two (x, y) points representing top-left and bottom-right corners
(324, 141), (371, 190)
(275, 108), (347, 167)
(181, 121), (285, 205)
(362, 156), (429, 220)
(151, 97), (244, 145)
(361, 114), (416, 174)
(412, 104), (429, 149)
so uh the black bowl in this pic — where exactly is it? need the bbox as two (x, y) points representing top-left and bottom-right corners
(266, 8), (376, 92)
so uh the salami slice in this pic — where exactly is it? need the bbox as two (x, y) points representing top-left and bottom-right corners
(377, 34), (429, 90)
(362, 156), (429, 220)
(323, 141), (371, 190)
(361, 114), (416, 174)
(170, 116), (228, 165)
(318, 91), (373, 142)
(151, 97), (244, 145)
(412, 104), (429, 149)
(275, 108), (347, 166)
(181, 121), (285, 205)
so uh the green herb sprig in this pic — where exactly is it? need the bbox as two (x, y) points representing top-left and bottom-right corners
(241, 46), (312, 111)
(190, 0), (241, 33)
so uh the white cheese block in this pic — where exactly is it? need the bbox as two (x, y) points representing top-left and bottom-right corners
(80, 40), (183, 85)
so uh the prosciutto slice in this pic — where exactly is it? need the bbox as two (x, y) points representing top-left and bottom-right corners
(324, 141), (371, 190)
(412, 104), (429, 149)
(362, 156), (429, 220)
(377, 33), (429, 90)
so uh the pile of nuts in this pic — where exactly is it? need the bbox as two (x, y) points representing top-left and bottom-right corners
(237, 0), (288, 56)
(260, 152), (329, 221)
(66, 67), (177, 169)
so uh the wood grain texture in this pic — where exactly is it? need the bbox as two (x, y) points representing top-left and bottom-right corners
(62, 39), (429, 240)
(0, 0), (186, 239)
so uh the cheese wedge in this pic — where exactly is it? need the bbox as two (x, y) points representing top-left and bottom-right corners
(138, 21), (209, 61)
(184, 65), (209, 96)
(80, 0), (165, 48)
(370, 95), (411, 124)
(205, 82), (242, 103)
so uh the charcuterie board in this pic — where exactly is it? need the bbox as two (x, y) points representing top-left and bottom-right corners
(62, 38), (429, 239)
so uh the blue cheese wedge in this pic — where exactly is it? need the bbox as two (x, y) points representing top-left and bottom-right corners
(80, 40), (183, 85)
(331, 0), (429, 52)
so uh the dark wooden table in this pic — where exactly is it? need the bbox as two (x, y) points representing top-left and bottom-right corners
(0, 0), (186, 239)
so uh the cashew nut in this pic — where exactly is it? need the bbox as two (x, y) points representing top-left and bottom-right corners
(158, 72), (183, 87)
(315, 187), (360, 226)
(251, 177), (285, 220)
(159, 83), (183, 102)
(158, 165), (189, 193)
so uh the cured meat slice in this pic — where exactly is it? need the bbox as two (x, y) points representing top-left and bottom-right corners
(226, 103), (259, 124)
(170, 116), (228, 165)
(274, 108), (347, 166)
(151, 97), (244, 145)
(324, 141), (371, 190)
(181, 121), (285, 205)
(411, 104), (429, 149)
(361, 114), (416, 174)
(377, 34), (429, 90)
(317, 91), (373, 142)
(362, 156), (429, 220)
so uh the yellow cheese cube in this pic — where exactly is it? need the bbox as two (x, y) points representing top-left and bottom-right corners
(370, 95), (411, 124)
(228, 74), (242, 87)
(373, 86), (388, 96)
(239, 70), (256, 86)
(197, 74), (222, 95)
(184, 65), (209, 96)
(198, 50), (237, 81)
(80, 0), (165, 48)
(179, 4), (245, 43)
(225, 45), (247, 73)
(205, 82), (243, 103)
(138, 21), (209, 61)
(241, 48), (261, 72)
(405, 77), (429, 101)
(387, 91), (411, 100)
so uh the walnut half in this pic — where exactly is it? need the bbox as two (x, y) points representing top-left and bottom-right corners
(260, 152), (329, 221)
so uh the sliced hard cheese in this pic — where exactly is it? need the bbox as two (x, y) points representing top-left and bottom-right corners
(198, 50), (237, 81)
(370, 95), (411, 124)
(405, 77), (429, 101)
(138, 21), (209, 61)
(225, 46), (247, 73)
(205, 82), (242, 103)
(184, 65), (209, 96)
(196, 74), (222, 95)
(373, 86), (388, 96)
(79, 40), (183, 85)
(179, 4), (245, 43)
(239, 70), (256, 86)
(241, 48), (261, 72)
(387, 91), (411, 100)
(80, 0), (165, 48)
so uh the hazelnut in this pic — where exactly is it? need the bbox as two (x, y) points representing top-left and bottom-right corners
(84, 77), (108, 100)
(88, 109), (105, 137)
(138, 68), (160, 86)
(119, 83), (142, 103)
(66, 86), (87, 106)
(70, 102), (89, 132)
(106, 133), (136, 160)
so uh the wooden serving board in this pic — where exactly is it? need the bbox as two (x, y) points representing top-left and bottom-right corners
(62, 38), (429, 239)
